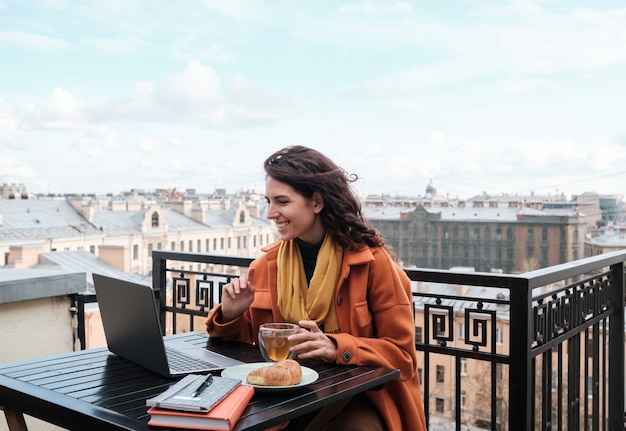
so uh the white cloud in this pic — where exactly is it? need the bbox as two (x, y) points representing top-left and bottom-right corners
(156, 61), (221, 111)
(0, 156), (36, 179)
(0, 30), (69, 50)
(83, 36), (145, 54)
(0, 100), (20, 140)
(76, 138), (101, 157)
(138, 137), (159, 152)
(338, 2), (412, 15)
(427, 131), (445, 144)
(20, 87), (90, 131)
(200, 0), (258, 19)
(49, 87), (80, 117)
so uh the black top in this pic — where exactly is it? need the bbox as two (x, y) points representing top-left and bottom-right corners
(296, 237), (324, 284)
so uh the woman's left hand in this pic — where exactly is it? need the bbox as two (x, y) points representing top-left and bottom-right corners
(288, 320), (337, 362)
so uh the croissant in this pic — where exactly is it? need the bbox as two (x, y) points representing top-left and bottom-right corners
(246, 359), (303, 386)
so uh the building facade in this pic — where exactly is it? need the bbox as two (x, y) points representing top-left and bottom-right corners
(0, 192), (276, 277)
(367, 199), (586, 273)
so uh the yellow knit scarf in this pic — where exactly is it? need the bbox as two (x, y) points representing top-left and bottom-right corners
(276, 234), (343, 334)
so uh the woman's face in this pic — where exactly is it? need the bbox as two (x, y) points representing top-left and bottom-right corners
(265, 176), (325, 243)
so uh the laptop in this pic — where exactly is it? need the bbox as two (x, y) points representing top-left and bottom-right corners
(93, 273), (244, 377)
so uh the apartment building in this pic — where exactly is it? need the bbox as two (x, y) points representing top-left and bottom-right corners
(0, 192), (276, 277)
(365, 198), (586, 273)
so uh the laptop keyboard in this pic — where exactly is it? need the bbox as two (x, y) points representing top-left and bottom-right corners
(165, 347), (220, 373)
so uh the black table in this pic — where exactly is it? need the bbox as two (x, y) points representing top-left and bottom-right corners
(0, 332), (400, 431)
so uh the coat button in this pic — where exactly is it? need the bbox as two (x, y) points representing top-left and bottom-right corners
(337, 295), (343, 305)
(341, 351), (352, 362)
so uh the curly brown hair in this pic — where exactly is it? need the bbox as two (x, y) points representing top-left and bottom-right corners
(264, 146), (385, 251)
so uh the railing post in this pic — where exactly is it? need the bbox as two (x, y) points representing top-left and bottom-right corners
(508, 277), (533, 431)
(76, 293), (86, 350)
(608, 261), (625, 430)
(152, 251), (167, 335)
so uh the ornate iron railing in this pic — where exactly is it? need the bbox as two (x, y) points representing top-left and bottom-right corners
(77, 249), (626, 430)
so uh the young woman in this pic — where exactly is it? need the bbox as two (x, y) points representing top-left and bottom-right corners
(206, 146), (426, 431)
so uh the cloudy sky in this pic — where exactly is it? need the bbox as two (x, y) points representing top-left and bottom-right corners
(1, 0), (625, 199)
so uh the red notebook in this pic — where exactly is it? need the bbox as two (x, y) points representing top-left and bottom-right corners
(147, 385), (254, 430)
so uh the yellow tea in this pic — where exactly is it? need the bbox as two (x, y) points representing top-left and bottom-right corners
(258, 323), (299, 362)
(260, 333), (292, 361)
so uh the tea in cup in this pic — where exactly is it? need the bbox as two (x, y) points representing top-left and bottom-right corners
(258, 323), (299, 362)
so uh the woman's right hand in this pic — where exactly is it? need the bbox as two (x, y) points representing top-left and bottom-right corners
(220, 267), (256, 322)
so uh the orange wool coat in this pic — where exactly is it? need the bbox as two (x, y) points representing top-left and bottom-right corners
(206, 242), (427, 431)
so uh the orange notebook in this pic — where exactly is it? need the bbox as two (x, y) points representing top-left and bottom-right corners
(147, 385), (254, 430)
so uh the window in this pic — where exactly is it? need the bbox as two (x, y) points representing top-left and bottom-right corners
(434, 316), (446, 337)
(436, 365), (445, 383)
(239, 210), (245, 223)
(189, 240), (193, 252)
(542, 228), (548, 241)
(198, 239), (202, 252)
(171, 241), (175, 250)
(496, 363), (503, 381)
(417, 368), (423, 385)
(151, 211), (159, 227)
(496, 327), (503, 345)
(460, 390), (466, 410)
(460, 358), (467, 376)
(458, 322), (465, 340)
(180, 241), (184, 251)
(435, 397), (445, 413)
(89, 245), (95, 254)
(133, 244), (139, 260)
(415, 327), (422, 343)
(527, 228), (534, 242)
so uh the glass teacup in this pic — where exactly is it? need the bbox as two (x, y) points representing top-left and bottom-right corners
(257, 323), (299, 362)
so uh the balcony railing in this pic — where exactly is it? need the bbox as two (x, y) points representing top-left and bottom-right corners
(76, 249), (626, 430)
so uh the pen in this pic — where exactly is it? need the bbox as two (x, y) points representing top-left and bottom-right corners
(191, 374), (213, 397)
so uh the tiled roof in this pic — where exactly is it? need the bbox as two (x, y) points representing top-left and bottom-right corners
(587, 229), (626, 247)
(0, 200), (102, 241)
(92, 207), (209, 236)
(364, 203), (571, 222)
(38, 250), (150, 292)
(201, 207), (272, 229)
